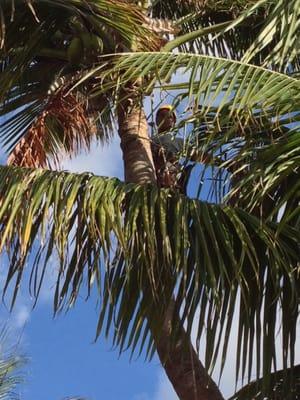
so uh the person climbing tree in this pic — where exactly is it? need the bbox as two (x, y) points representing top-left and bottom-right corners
(151, 105), (192, 193)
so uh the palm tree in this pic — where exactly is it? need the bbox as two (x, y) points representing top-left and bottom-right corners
(0, 1), (299, 399)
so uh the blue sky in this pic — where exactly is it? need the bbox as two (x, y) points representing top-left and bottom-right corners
(20, 297), (161, 400)
(1, 286), (164, 400)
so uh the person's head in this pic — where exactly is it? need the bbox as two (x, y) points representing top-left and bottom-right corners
(155, 105), (176, 133)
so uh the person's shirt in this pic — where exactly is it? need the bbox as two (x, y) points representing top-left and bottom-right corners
(151, 133), (184, 155)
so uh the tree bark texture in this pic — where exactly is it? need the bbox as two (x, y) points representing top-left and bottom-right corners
(117, 84), (156, 184)
(117, 88), (224, 400)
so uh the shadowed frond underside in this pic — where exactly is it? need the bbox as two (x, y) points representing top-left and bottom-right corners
(229, 364), (300, 400)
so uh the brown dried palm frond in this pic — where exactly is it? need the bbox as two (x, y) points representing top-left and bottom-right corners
(7, 90), (96, 169)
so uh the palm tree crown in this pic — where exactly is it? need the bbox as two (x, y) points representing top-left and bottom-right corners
(0, 1), (299, 399)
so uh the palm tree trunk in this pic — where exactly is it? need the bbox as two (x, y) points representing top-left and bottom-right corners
(117, 91), (224, 400)
(117, 85), (156, 184)
(155, 303), (224, 400)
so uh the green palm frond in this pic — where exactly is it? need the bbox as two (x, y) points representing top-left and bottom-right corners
(229, 364), (300, 400)
(156, 0), (300, 70)
(173, 110), (299, 224)
(85, 50), (300, 204)
(225, 129), (300, 222)
(0, 165), (298, 395)
(80, 51), (299, 223)
(90, 52), (300, 128)
(245, 0), (300, 70)
(0, 356), (23, 400)
(162, 21), (233, 53)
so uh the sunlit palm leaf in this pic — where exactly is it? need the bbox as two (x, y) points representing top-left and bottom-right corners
(90, 52), (300, 129)
(0, 165), (298, 396)
(0, 356), (23, 400)
(244, 0), (300, 70)
(151, 0), (300, 68)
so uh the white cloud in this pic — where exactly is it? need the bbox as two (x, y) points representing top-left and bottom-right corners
(0, 298), (31, 342)
(12, 304), (30, 329)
